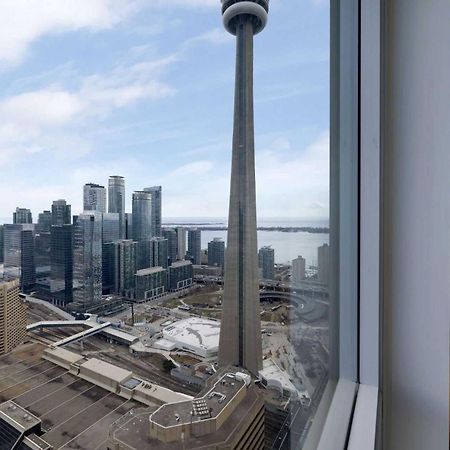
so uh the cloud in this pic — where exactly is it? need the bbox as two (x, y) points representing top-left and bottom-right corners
(0, 0), (138, 66)
(170, 160), (215, 177)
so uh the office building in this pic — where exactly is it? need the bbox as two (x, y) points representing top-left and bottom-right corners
(162, 228), (177, 265)
(187, 228), (201, 265)
(125, 213), (133, 239)
(73, 212), (102, 306)
(37, 210), (52, 233)
(52, 199), (71, 226)
(132, 191), (152, 242)
(83, 183), (106, 213)
(0, 278), (27, 355)
(3, 224), (35, 292)
(108, 176), (126, 239)
(318, 243), (330, 285)
(168, 260), (193, 291)
(102, 242), (118, 295)
(219, 0), (269, 375)
(144, 186), (162, 237)
(13, 207), (32, 224)
(208, 238), (225, 270)
(50, 225), (73, 305)
(135, 267), (167, 302)
(176, 226), (186, 261)
(102, 213), (120, 243)
(258, 246), (275, 280)
(292, 255), (306, 284)
(149, 237), (169, 269)
(118, 240), (137, 298)
(35, 232), (51, 279)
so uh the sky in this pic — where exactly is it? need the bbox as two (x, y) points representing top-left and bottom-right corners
(0, 0), (329, 222)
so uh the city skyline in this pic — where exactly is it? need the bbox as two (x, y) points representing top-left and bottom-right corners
(0, 0), (329, 220)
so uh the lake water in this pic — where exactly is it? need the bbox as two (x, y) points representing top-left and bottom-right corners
(164, 218), (329, 266)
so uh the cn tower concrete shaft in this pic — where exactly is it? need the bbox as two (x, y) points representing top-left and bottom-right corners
(219, 9), (266, 375)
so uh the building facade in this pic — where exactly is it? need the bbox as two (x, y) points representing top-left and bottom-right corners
(13, 208), (32, 224)
(50, 225), (73, 305)
(0, 278), (27, 355)
(258, 246), (275, 280)
(132, 191), (152, 242)
(108, 176), (126, 239)
(168, 261), (193, 291)
(187, 228), (202, 265)
(317, 243), (330, 285)
(37, 211), (52, 233)
(162, 228), (177, 265)
(73, 212), (102, 306)
(118, 240), (137, 298)
(144, 186), (162, 237)
(52, 199), (71, 226)
(208, 238), (225, 270)
(292, 255), (306, 284)
(0, 225), (3, 264)
(83, 183), (107, 213)
(176, 227), (186, 261)
(135, 267), (167, 302)
(149, 237), (169, 269)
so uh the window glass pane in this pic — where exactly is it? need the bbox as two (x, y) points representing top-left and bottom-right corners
(0, 1), (341, 449)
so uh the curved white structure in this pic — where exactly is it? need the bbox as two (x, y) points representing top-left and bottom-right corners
(222, 0), (269, 35)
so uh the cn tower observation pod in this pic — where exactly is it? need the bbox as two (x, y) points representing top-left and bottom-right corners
(222, 0), (269, 35)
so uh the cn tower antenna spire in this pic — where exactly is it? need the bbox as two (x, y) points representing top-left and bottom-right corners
(218, 0), (269, 375)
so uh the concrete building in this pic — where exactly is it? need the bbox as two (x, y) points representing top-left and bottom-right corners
(36, 210), (52, 233)
(83, 183), (106, 213)
(144, 186), (162, 237)
(0, 278), (27, 355)
(135, 267), (167, 302)
(50, 224), (73, 305)
(207, 238), (225, 271)
(187, 228), (201, 265)
(73, 212), (102, 307)
(292, 255), (306, 284)
(51, 199), (71, 226)
(176, 227), (186, 261)
(219, 0), (269, 375)
(318, 243), (330, 285)
(108, 176), (126, 239)
(3, 224), (35, 292)
(258, 246), (275, 280)
(168, 261), (193, 291)
(162, 228), (177, 265)
(13, 207), (32, 224)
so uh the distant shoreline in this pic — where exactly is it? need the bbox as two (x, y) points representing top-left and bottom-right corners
(163, 224), (330, 234)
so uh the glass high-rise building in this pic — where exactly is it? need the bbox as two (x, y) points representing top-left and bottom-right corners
(3, 224), (35, 292)
(144, 186), (162, 237)
(83, 183), (106, 213)
(162, 228), (177, 265)
(52, 199), (71, 226)
(50, 224), (73, 305)
(118, 239), (137, 299)
(187, 228), (202, 265)
(132, 191), (152, 242)
(125, 213), (133, 240)
(37, 211), (52, 233)
(102, 213), (120, 243)
(73, 212), (102, 306)
(176, 226), (186, 261)
(108, 176), (125, 239)
(258, 246), (275, 280)
(13, 208), (32, 224)
(35, 232), (51, 279)
(149, 237), (169, 269)
(318, 243), (330, 285)
(208, 238), (225, 270)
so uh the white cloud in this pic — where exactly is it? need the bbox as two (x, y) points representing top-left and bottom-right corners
(170, 160), (215, 177)
(0, 0), (137, 65)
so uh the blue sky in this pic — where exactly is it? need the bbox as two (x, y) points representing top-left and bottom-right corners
(0, 0), (329, 221)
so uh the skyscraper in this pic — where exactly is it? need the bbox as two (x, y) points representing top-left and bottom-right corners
(13, 208), (32, 224)
(176, 226), (186, 261)
(292, 255), (306, 284)
(108, 176), (126, 239)
(83, 183), (107, 213)
(144, 186), (162, 237)
(162, 228), (177, 265)
(132, 191), (152, 242)
(37, 210), (52, 233)
(318, 243), (330, 285)
(258, 246), (275, 280)
(118, 240), (137, 298)
(125, 213), (133, 240)
(218, 0), (269, 375)
(0, 278), (27, 355)
(102, 213), (121, 243)
(52, 199), (71, 226)
(3, 224), (35, 292)
(73, 212), (102, 306)
(208, 238), (225, 270)
(50, 225), (73, 305)
(187, 228), (202, 265)
(149, 237), (169, 269)
(101, 213), (121, 293)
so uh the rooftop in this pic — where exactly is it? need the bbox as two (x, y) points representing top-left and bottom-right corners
(136, 266), (166, 276)
(170, 260), (192, 268)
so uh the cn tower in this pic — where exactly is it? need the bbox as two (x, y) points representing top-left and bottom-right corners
(218, 0), (269, 375)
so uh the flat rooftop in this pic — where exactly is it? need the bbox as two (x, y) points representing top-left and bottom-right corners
(136, 267), (166, 276)
(170, 260), (192, 268)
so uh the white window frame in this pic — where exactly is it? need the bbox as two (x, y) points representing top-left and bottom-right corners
(302, 1), (381, 449)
